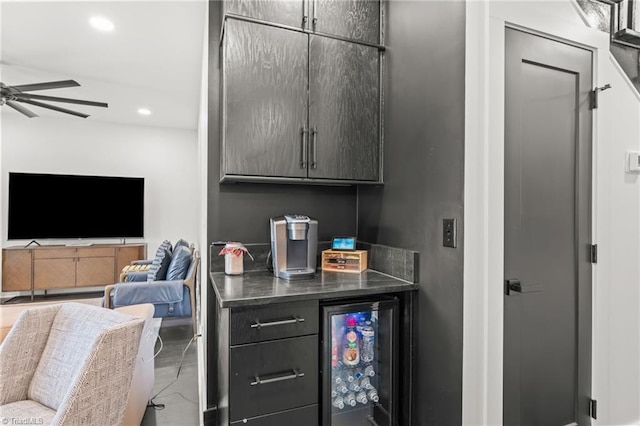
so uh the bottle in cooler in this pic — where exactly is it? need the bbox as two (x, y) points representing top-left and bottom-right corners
(361, 321), (375, 363)
(342, 316), (360, 366)
(333, 396), (345, 409)
(344, 369), (356, 383)
(336, 382), (348, 394)
(331, 334), (339, 368)
(344, 392), (357, 407)
(353, 367), (363, 379)
(367, 388), (380, 403)
(348, 381), (361, 392)
(333, 373), (344, 385)
(356, 390), (369, 405)
(360, 376), (374, 390)
(363, 365), (376, 377)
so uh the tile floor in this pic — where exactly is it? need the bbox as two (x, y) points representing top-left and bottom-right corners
(141, 318), (200, 426)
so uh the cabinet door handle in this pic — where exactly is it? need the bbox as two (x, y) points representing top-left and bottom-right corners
(250, 369), (305, 386)
(302, 0), (309, 28)
(300, 127), (309, 168)
(311, 127), (318, 169)
(312, 0), (318, 28)
(250, 316), (305, 329)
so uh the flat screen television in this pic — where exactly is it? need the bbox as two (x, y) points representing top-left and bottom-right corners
(8, 172), (144, 240)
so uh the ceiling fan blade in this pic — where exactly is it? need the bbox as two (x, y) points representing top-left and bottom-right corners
(15, 93), (108, 108)
(5, 100), (39, 118)
(11, 80), (80, 92)
(20, 99), (89, 118)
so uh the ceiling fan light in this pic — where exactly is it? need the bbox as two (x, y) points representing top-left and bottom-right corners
(90, 16), (114, 32)
(138, 108), (151, 116)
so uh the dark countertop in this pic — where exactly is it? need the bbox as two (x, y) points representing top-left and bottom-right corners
(210, 269), (418, 308)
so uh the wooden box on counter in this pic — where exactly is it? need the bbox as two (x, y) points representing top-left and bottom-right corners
(321, 249), (368, 273)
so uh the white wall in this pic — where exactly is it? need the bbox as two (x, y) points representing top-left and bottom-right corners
(1, 113), (199, 292)
(464, 1), (640, 425)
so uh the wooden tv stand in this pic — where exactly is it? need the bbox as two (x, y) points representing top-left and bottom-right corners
(2, 243), (146, 301)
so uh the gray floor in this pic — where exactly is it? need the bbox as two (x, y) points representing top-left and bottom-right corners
(141, 318), (200, 426)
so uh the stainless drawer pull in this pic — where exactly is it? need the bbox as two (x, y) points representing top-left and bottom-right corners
(250, 369), (305, 386)
(250, 316), (305, 329)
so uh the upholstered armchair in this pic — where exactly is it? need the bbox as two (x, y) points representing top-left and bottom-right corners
(104, 243), (200, 336)
(0, 303), (144, 426)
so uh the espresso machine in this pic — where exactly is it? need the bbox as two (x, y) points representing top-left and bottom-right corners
(270, 215), (318, 280)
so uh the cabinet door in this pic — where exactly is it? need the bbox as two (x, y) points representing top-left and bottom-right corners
(223, 20), (309, 179)
(76, 257), (116, 287)
(313, 0), (380, 45)
(225, 0), (307, 30)
(34, 258), (76, 289)
(116, 245), (145, 273)
(2, 250), (32, 291)
(309, 36), (380, 181)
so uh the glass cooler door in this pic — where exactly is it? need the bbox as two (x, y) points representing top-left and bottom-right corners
(322, 298), (399, 426)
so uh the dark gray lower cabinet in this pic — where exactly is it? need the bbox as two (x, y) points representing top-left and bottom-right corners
(217, 301), (320, 425)
(229, 336), (318, 421)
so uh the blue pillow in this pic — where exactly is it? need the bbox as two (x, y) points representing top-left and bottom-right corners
(148, 247), (172, 281)
(166, 245), (192, 280)
(174, 239), (189, 251)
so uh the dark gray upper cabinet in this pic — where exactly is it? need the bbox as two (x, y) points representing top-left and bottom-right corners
(309, 35), (379, 181)
(223, 19), (309, 179)
(223, 0), (381, 45)
(312, 0), (380, 45)
(221, 14), (383, 184)
(224, 0), (307, 29)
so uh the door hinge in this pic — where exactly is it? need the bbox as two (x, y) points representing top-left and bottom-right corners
(590, 244), (598, 264)
(589, 398), (598, 419)
(590, 84), (612, 109)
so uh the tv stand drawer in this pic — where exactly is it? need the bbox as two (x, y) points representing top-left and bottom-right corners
(34, 248), (76, 259)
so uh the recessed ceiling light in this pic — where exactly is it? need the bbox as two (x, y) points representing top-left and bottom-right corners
(90, 16), (114, 32)
(138, 108), (151, 116)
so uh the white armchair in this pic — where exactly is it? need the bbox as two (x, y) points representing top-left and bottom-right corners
(0, 302), (144, 426)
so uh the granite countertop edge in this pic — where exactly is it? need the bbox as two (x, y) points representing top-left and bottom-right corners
(210, 269), (418, 308)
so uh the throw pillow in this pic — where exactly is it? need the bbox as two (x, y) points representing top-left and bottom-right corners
(166, 245), (192, 281)
(174, 238), (189, 251)
(148, 247), (172, 281)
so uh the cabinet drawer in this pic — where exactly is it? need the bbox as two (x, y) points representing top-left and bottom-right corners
(230, 300), (318, 345)
(229, 335), (318, 422)
(34, 248), (76, 259)
(230, 404), (318, 426)
(77, 247), (115, 257)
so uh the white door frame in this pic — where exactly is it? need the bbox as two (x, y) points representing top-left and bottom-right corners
(463, 2), (609, 425)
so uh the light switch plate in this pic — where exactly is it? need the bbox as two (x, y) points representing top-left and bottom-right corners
(443, 218), (457, 248)
(627, 151), (640, 173)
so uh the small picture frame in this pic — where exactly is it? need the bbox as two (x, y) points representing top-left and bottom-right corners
(331, 236), (357, 251)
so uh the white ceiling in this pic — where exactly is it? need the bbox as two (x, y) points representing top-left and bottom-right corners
(1, 0), (207, 130)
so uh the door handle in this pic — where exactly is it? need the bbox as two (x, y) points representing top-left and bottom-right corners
(505, 279), (542, 295)
(505, 279), (521, 296)
(312, 0), (318, 28)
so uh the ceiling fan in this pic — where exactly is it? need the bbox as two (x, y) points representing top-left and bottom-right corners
(0, 80), (108, 118)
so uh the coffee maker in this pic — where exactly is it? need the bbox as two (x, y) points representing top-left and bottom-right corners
(270, 215), (318, 280)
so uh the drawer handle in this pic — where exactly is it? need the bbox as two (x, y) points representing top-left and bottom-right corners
(250, 369), (305, 386)
(250, 316), (305, 329)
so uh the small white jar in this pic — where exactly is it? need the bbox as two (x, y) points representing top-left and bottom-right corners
(224, 242), (244, 275)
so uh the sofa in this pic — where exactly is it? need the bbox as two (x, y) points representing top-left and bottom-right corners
(103, 239), (200, 336)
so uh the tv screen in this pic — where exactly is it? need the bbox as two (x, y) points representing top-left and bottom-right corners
(8, 172), (144, 240)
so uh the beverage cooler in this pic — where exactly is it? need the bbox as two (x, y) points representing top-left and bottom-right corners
(322, 297), (399, 426)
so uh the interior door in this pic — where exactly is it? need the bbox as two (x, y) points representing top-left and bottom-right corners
(504, 28), (593, 426)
